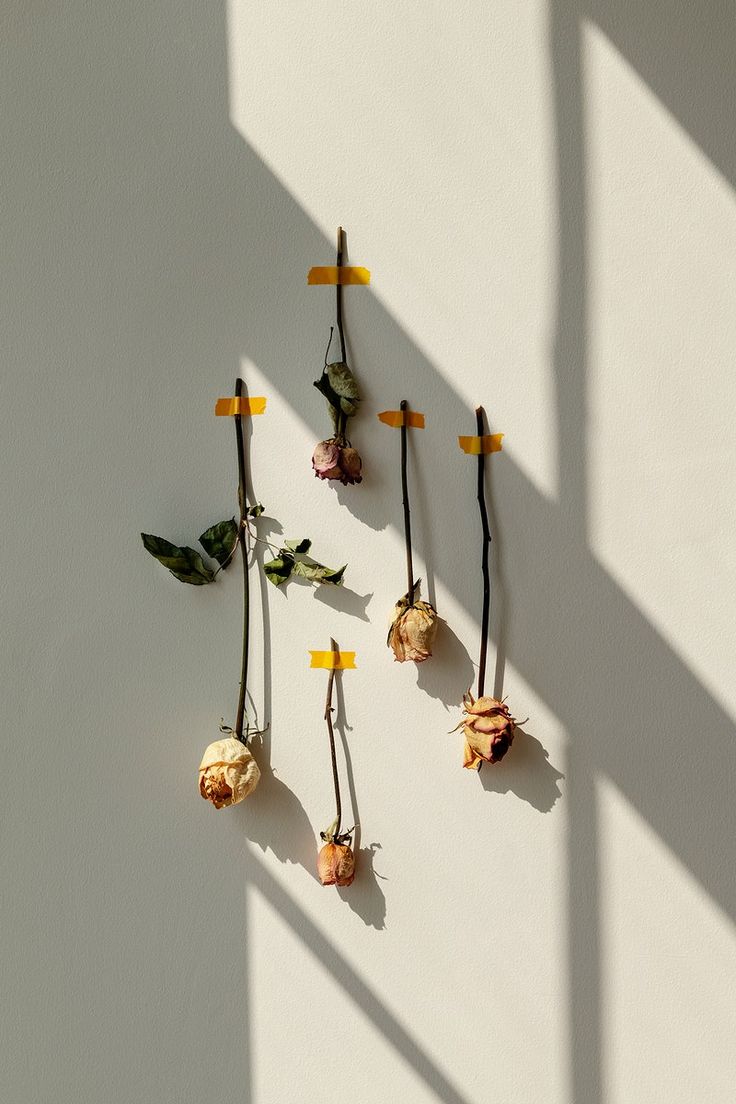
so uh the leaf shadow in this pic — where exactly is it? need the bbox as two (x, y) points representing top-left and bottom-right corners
(313, 581), (374, 622)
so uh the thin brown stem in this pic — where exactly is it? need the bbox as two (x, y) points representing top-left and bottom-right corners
(400, 399), (415, 601)
(234, 377), (250, 742)
(336, 227), (347, 363)
(475, 406), (492, 697)
(324, 637), (342, 836)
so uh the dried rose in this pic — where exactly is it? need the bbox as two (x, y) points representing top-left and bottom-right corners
(198, 736), (260, 808)
(453, 691), (516, 769)
(388, 595), (439, 663)
(338, 446), (362, 484)
(317, 842), (356, 886)
(312, 439), (363, 485)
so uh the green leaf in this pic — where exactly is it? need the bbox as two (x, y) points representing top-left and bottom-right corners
(247, 503), (265, 518)
(326, 361), (360, 402)
(141, 533), (216, 585)
(328, 362), (360, 418)
(292, 560), (346, 586)
(198, 519), (238, 567)
(283, 538), (312, 555)
(263, 554), (295, 587)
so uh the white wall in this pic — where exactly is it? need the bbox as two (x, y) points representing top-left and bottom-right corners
(3, 3), (735, 1102)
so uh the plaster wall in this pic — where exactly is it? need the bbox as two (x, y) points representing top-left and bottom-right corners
(2, 3), (735, 1103)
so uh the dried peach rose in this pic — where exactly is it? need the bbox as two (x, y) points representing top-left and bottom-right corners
(453, 691), (516, 769)
(317, 841), (356, 886)
(198, 736), (260, 809)
(388, 595), (438, 663)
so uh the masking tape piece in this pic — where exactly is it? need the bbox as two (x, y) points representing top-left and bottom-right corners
(309, 650), (357, 670)
(307, 266), (371, 286)
(458, 434), (504, 455)
(215, 396), (267, 416)
(377, 410), (426, 429)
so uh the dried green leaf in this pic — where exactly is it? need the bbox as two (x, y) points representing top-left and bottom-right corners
(198, 519), (238, 567)
(247, 503), (264, 518)
(283, 538), (312, 555)
(292, 560), (346, 586)
(263, 554), (295, 587)
(326, 362), (360, 402)
(141, 533), (216, 585)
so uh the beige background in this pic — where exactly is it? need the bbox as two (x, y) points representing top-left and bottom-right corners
(2, 2), (735, 1102)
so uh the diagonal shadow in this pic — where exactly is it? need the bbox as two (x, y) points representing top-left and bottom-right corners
(245, 851), (471, 1104)
(587, 0), (736, 188)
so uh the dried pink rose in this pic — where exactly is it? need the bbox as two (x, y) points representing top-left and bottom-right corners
(312, 439), (363, 485)
(453, 692), (517, 770)
(317, 841), (356, 886)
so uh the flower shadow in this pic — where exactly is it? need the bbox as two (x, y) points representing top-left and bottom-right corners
(478, 727), (564, 814)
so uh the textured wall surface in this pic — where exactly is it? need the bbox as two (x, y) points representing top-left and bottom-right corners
(2, 3), (735, 1102)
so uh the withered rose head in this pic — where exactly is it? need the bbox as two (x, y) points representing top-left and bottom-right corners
(388, 597), (439, 663)
(317, 841), (356, 887)
(198, 736), (260, 809)
(454, 692), (517, 769)
(338, 446), (363, 484)
(312, 440), (363, 485)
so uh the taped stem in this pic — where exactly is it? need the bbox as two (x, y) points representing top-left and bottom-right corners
(234, 377), (251, 742)
(400, 399), (415, 601)
(324, 636), (342, 837)
(475, 406), (492, 697)
(336, 227), (347, 363)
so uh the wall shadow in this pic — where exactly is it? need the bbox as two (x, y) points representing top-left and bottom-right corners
(9, 1), (735, 1101)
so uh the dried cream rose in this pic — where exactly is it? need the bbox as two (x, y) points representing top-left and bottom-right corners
(453, 692), (516, 770)
(317, 842), (356, 886)
(198, 736), (260, 809)
(388, 596), (439, 663)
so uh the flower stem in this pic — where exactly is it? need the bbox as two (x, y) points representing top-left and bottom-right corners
(234, 377), (250, 742)
(475, 406), (492, 698)
(336, 226), (347, 363)
(324, 637), (342, 837)
(400, 399), (415, 602)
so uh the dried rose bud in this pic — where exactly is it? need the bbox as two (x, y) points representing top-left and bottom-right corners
(317, 842), (356, 886)
(388, 597), (439, 663)
(338, 446), (362, 485)
(453, 692), (516, 769)
(312, 439), (363, 485)
(198, 736), (260, 809)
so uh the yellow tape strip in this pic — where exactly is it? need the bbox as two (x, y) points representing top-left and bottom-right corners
(309, 651), (357, 670)
(458, 433), (504, 455)
(308, 266), (371, 286)
(215, 396), (267, 416)
(377, 410), (426, 429)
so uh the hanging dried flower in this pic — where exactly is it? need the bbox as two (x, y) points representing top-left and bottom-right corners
(311, 228), (363, 486)
(452, 692), (516, 770)
(317, 841), (356, 886)
(380, 399), (441, 664)
(388, 591), (439, 663)
(198, 736), (261, 808)
(312, 439), (363, 485)
(316, 638), (357, 888)
(452, 406), (525, 769)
